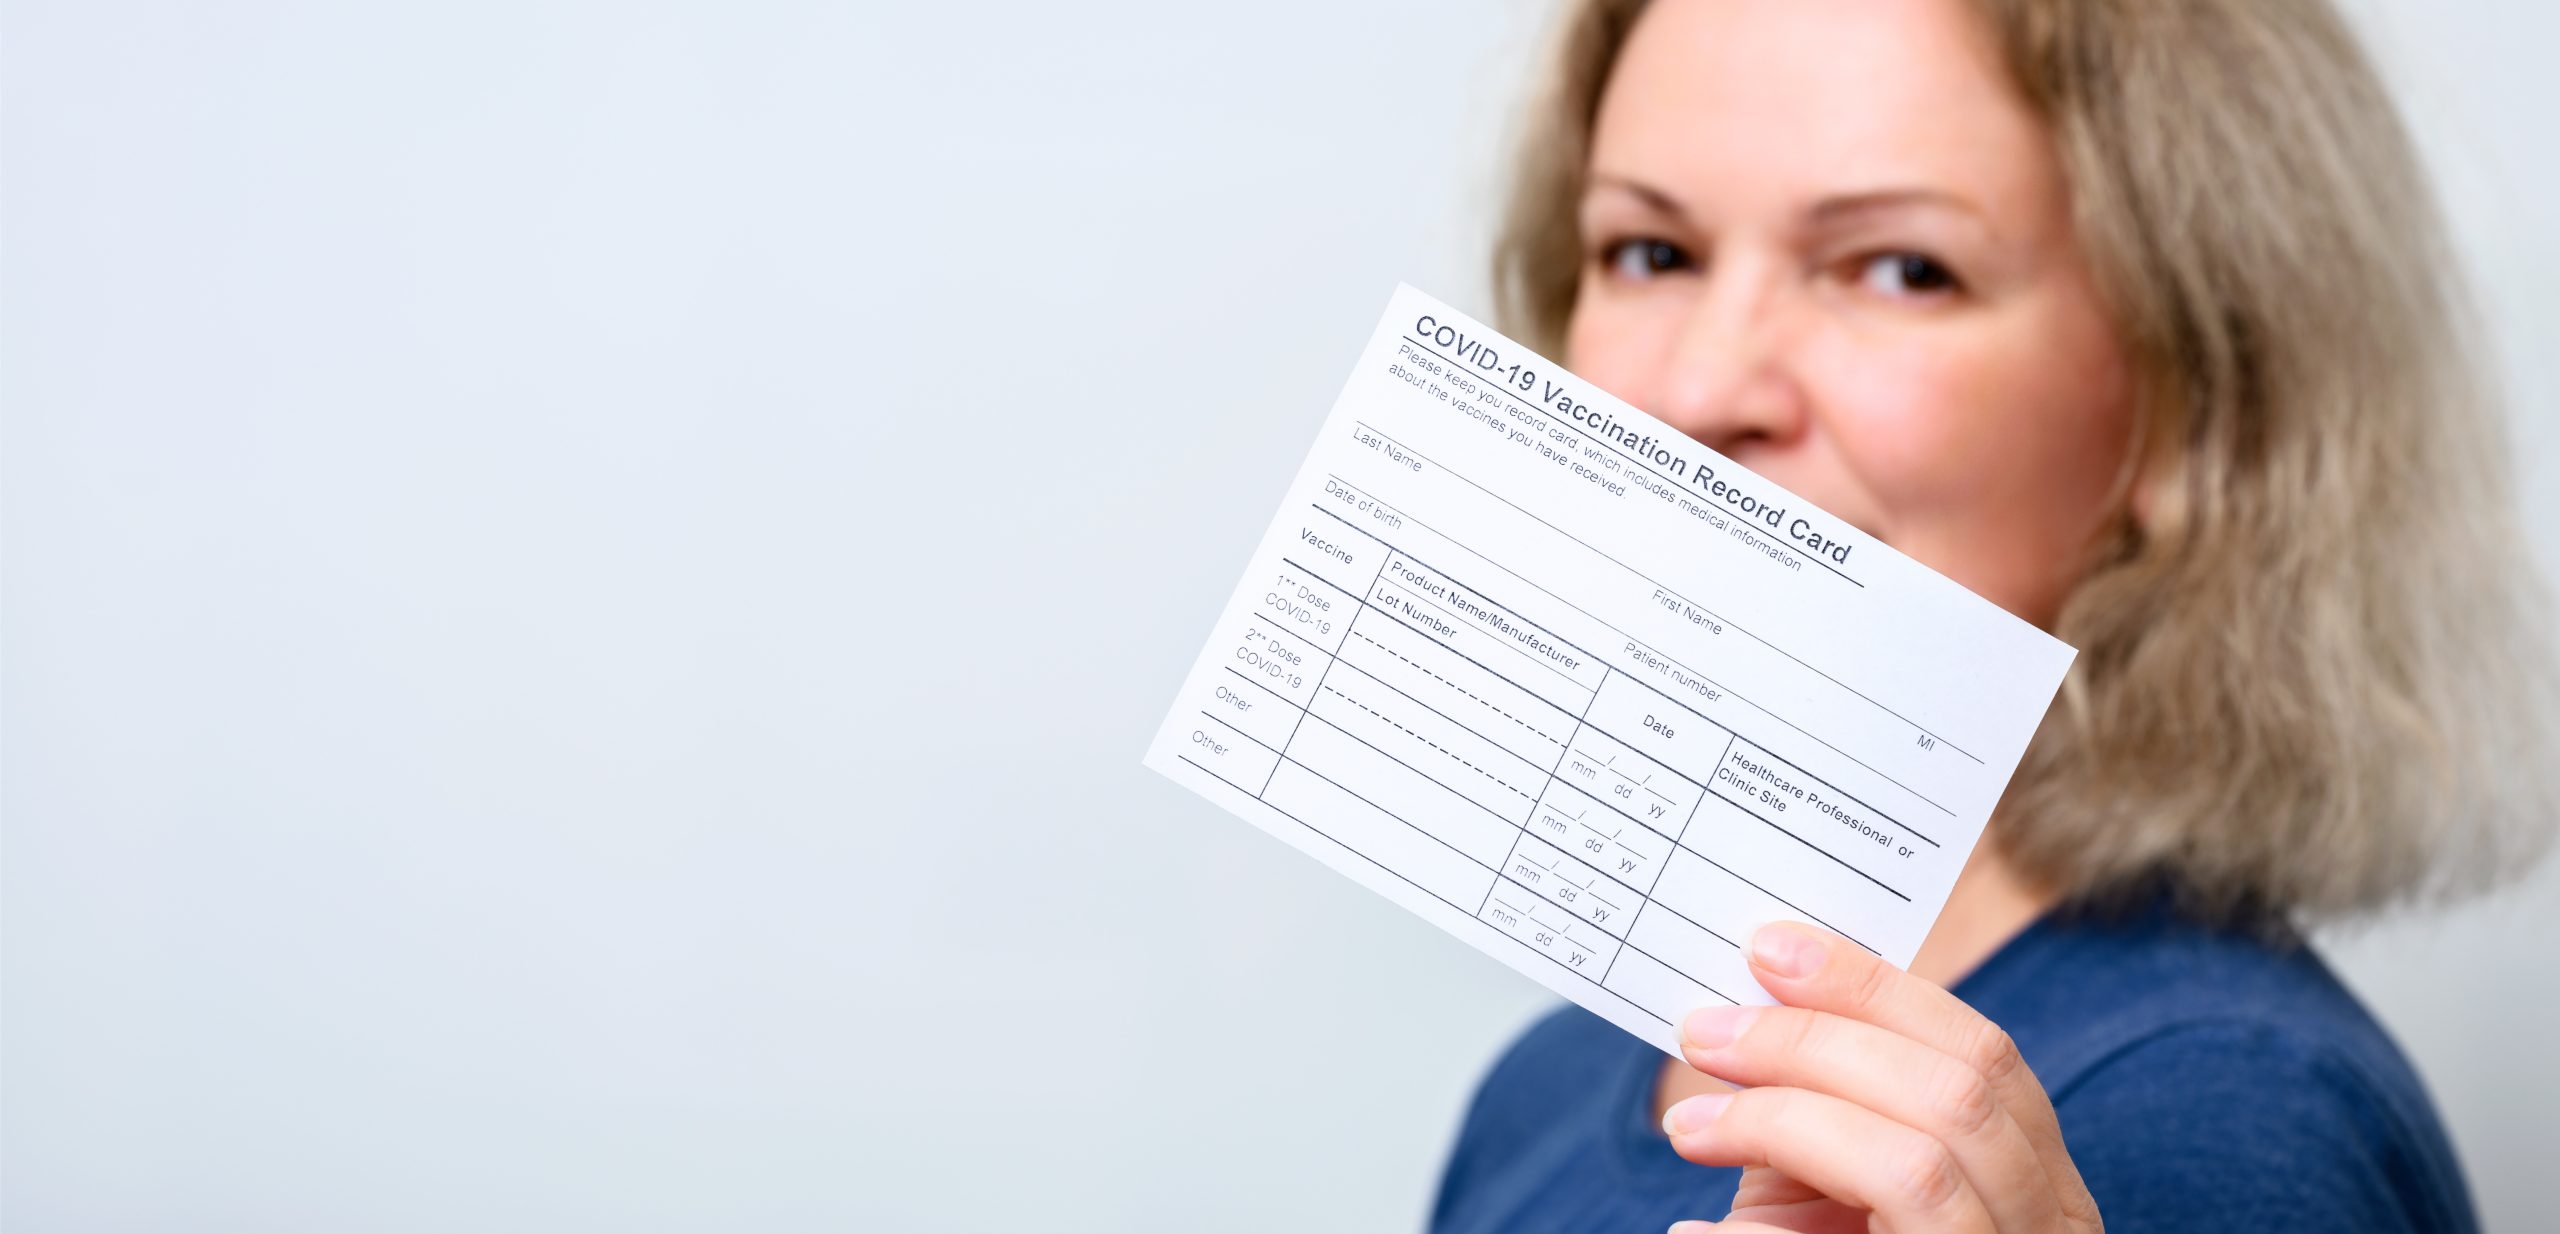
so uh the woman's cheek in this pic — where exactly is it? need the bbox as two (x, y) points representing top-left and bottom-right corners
(1566, 325), (1671, 415)
(1806, 361), (2078, 619)
(1803, 353), (1981, 520)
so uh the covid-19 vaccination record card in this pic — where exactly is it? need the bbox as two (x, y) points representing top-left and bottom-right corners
(1142, 284), (2075, 1057)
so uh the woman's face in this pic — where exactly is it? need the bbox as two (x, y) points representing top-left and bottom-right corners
(1566, 0), (2135, 628)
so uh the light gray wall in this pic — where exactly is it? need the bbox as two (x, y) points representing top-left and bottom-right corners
(2308, 3), (2560, 1227)
(4, 1), (2551, 1230)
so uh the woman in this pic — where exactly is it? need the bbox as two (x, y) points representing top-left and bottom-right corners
(1427, 1), (2559, 1231)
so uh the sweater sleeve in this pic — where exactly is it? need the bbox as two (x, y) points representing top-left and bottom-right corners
(2051, 1020), (2473, 1234)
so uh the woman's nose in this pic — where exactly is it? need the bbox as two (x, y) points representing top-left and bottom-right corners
(1642, 269), (1808, 456)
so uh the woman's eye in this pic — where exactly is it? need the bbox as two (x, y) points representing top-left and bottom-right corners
(1602, 238), (1692, 280)
(1856, 251), (1962, 298)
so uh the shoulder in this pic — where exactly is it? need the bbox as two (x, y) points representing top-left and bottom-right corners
(2056, 1018), (2471, 1232)
(1965, 897), (2477, 1233)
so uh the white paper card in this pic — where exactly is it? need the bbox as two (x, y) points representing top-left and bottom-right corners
(1142, 284), (2075, 1056)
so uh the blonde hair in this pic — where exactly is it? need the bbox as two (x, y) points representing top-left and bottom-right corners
(1494, 0), (2559, 925)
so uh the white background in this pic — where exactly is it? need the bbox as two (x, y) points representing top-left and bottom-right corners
(5, 1), (2554, 1229)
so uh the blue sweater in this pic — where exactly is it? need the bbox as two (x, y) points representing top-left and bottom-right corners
(1428, 885), (2475, 1232)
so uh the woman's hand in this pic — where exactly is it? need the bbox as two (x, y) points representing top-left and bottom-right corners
(1661, 921), (2104, 1234)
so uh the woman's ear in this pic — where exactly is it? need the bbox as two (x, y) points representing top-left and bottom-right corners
(2126, 447), (2159, 534)
(2126, 422), (2190, 544)
(2114, 385), (2178, 543)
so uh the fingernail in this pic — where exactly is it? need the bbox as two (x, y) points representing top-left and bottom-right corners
(1750, 922), (1825, 979)
(1681, 1004), (1758, 1050)
(1662, 1092), (1731, 1136)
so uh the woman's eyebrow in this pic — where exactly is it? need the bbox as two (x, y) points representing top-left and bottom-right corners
(1583, 173), (1694, 225)
(1808, 187), (1994, 234)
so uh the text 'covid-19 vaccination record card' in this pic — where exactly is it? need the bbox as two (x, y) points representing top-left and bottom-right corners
(1141, 284), (2074, 1057)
